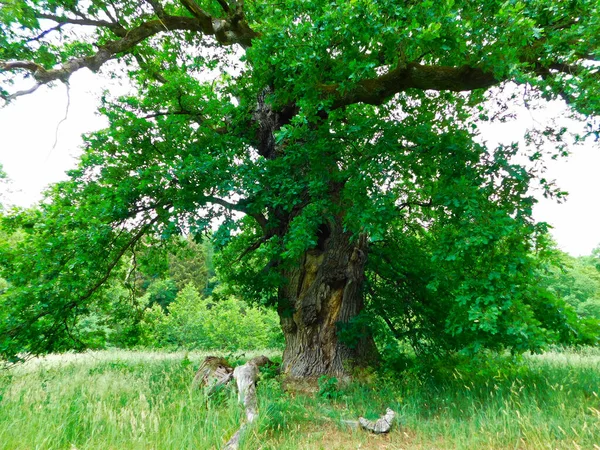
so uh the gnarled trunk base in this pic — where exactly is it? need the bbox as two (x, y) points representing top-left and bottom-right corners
(279, 222), (377, 377)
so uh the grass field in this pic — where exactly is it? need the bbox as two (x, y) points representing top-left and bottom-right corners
(1, 348), (599, 449)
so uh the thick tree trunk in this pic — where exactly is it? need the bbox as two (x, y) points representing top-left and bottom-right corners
(278, 219), (376, 377)
(253, 89), (376, 377)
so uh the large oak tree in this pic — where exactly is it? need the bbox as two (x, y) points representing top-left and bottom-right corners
(1, 0), (599, 375)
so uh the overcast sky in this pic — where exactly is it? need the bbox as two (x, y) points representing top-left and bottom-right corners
(0, 71), (599, 256)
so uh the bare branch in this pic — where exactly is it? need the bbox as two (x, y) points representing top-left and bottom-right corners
(203, 195), (249, 213)
(397, 200), (433, 212)
(1, 9), (258, 98)
(204, 196), (267, 231)
(144, 0), (166, 18)
(215, 0), (231, 14)
(141, 109), (229, 134)
(25, 24), (65, 43)
(37, 13), (123, 31)
(100, 4), (119, 24)
(0, 60), (44, 72)
(179, 0), (213, 24)
(142, 110), (199, 119)
(236, 236), (268, 261)
(178, 0), (257, 47)
(2, 82), (42, 101)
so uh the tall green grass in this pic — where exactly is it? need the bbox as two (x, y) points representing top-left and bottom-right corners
(1, 348), (599, 449)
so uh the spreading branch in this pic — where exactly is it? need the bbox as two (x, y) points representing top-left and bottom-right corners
(204, 196), (267, 231)
(37, 13), (123, 30)
(141, 108), (228, 134)
(5, 214), (161, 341)
(3, 83), (43, 100)
(215, 0), (231, 14)
(144, 0), (167, 18)
(0, 7), (258, 99)
(397, 200), (434, 212)
(0, 60), (44, 72)
(3, 3), (595, 111)
(326, 63), (498, 109)
(25, 23), (65, 43)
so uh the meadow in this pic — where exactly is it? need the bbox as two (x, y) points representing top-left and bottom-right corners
(0, 348), (599, 449)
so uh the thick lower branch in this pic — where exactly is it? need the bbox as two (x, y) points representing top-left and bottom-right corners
(203, 196), (267, 231)
(327, 63), (498, 109)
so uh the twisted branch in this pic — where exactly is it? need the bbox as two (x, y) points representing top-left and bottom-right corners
(0, 5), (258, 99)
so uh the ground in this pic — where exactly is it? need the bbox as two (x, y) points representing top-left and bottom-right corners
(0, 348), (599, 449)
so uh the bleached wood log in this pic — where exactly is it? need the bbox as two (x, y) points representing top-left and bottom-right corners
(192, 356), (234, 393)
(233, 361), (259, 422)
(222, 356), (273, 450)
(358, 408), (396, 434)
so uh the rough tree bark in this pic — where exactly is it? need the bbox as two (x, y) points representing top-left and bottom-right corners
(253, 89), (378, 378)
(278, 220), (377, 377)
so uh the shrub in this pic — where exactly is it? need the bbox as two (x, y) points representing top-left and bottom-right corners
(577, 298), (600, 320)
(141, 284), (283, 351)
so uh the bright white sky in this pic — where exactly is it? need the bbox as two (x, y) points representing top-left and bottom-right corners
(0, 70), (599, 256)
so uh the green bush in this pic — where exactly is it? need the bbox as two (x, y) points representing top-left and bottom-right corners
(317, 375), (341, 400)
(141, 284), (283, 351)
(577, 298), (600, 320)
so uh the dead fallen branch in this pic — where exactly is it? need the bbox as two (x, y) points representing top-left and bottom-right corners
(193, 356), (394, 447)
(193, 355), (273, 449)
(192, 356), (233, 393)
(341, 408), (396, 434)
(359, 408), (396, 433)
(224, 356), (273, 449)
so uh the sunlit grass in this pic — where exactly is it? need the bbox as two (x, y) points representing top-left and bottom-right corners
(1, 348), (599, 449)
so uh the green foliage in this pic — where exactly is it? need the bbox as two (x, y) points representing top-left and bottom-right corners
(1, 0), (600, 364)
(168, 237), (213, 293)
(539, 246), (600, 318)
(317, 375), (341, 400)
(144, 278), (178, 311)
(578, 299), (600, 319)
(140, 284), (283, 351)
(0, 163), (6, 209)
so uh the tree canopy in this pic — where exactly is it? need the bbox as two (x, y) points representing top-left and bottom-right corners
(1, 0), (599, 371)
